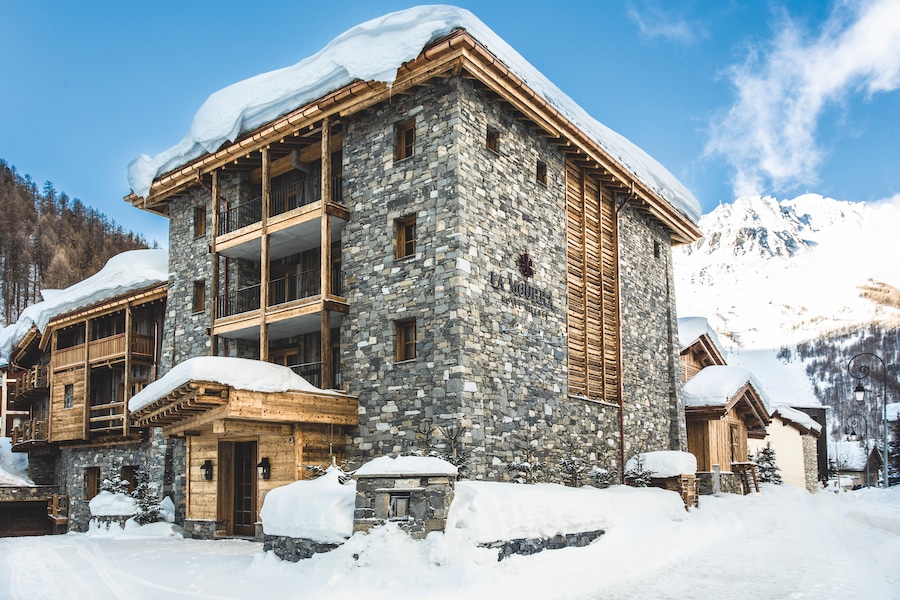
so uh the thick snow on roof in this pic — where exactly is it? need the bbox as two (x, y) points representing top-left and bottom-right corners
(830, 441), (868, 472)
(355, 455), (458, 477)
(128, 356), (333, 413)
(727, 349), (820, 409)
(772, 405), (822, 434)
(677, 316), (727, 355)
(260, 468), (355, 542)
(683, 365), (770, 408)
(128, 5), (700, 224)
(0, 249), (168, 361)
(888, 402), (900, 422)
(625, 451), (697, 478)
(0, 438), (33, 486)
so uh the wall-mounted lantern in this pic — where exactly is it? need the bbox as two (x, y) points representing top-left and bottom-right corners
(201, 459), (214, 480)
(257, 457), (271, 480)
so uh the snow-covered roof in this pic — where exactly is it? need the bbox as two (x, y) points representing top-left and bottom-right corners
(625, 451), (697, 478)
(0, 438), (34, 487)
(727, 349), (821, 410)
(829, 441), (868, 472)
(888, 402), (900, 422)
(677, 316), (728, 357)
(772, 405), (822, 435)
(128, 5), (700, 225)
(129, 356), (335, 413)
(354, 455), (458, 477)
(0, 249), (168, 361)
(683, 365), (771, 409)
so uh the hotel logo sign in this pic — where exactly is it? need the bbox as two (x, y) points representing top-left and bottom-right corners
(489, 251), (554, 316)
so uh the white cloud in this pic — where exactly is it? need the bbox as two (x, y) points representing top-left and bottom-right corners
(706, 0), (900, 198)
(627, 2), (700, 45)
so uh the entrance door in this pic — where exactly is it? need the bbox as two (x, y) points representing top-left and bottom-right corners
(232, 441), (257, 536)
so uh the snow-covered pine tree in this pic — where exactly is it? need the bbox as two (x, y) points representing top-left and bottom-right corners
(588, 467), (618, 488)
(624, 455), (654, 487)
(132, 465), (163, 525)
(753, 442), (783, 484)
(100, 474), (130, 495)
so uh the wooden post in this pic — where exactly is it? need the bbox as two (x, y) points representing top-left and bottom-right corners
(82, 319), (91, 440)
(321, 311), (332, 389)
(260, 147), (270, 361)
(124, 303), (132, 437)
(210, 170), (220, 356)
(320, 118), (333, 389)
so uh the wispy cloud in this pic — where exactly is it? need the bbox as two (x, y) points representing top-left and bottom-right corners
(706, 0), (900, 198)
(627, 2), (701, 45)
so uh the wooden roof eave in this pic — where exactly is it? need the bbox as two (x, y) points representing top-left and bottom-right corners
(724, 384), (770, 430)
(38, 283), (168, 352)
(10, 326), (41, 367)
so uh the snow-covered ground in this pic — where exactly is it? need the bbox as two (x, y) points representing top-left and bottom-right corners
(1, 484), (897, 599)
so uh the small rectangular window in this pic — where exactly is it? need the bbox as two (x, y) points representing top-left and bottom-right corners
(394, 119), (416, 160)
(192, 280), (206, 313)
(396, 319), (417, 362)
(486, 127), (499, 153)
(536, 160), (547, 185)
(395, 215), (416, 259)
(84, 467), (100, 500)
(653, 240), (661, 259)
(193, 206), (206, 237)
(120, 465), (138, 494)
(389, 492), (410, 519)
(64, 384), (74, 409)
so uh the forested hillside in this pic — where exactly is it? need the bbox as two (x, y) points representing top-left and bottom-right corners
(0, 159), (151, 326)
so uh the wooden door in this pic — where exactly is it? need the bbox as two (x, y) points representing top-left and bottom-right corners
(232, 441), (257, 536)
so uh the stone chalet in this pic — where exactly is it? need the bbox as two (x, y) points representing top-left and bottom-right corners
(3, 7), (703, 538)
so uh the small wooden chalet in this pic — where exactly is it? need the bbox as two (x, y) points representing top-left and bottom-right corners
(682, 366), (770, 494)
(678, 317), (727, 382)
(128, 357), (357, 538)
(748, 405), (821, 493)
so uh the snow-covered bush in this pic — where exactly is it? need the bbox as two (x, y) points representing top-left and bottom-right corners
(753, 443), (783, 484)
(624, 454), (655, 487)
(132, 465), (163, 525)
(588, 467), (618, 489)
(100, 474), (130, 495)
(508, 460), (543, 484)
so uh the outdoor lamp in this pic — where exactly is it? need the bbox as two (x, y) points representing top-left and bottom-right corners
(257, 457), (271, 480)
(201, 459), (213, 480)
(854, 384), (866, 402)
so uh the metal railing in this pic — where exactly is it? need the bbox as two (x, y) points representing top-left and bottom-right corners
(218, 197), (262, 235)
(268, 271), (320, 306)
(218, 177), (343, 235)
(217, 284), (262, 318)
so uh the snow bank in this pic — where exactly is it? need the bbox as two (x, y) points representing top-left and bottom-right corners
(0, 437), (33, 486)
(128, 5), (700, 224)
(259, 469), (355, 542)
(625, 451), (697, 478)
(0, 249), (168, 360)
(355, 455), (457, 477)
(683, 365), (770, 408)
(129, 356), (334, 412)
(89, 491), (137, 516)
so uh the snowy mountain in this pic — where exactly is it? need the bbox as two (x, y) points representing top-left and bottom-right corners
(674, 193), (900, 350)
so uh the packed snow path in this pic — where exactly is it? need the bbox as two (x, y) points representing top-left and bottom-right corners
(0, 486), (896, 599)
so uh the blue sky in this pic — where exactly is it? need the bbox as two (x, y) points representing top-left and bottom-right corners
(2, 1), (898, 247)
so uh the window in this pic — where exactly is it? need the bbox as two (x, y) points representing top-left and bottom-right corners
(395, 215), (416, 259)
(394, 119), (416, 160)
(120, 465), (137, 494)
(486, 126), (499, 153)
(193, 206), (206, 237)
(730, 424), (741, 464)
(653, 240), (661, 259)
(192, 280), (206, 313)
(536, 160), (547, 185)
(396, 319), (417, 362)
(64, 384), (74, 409)
(389, 492), (410, 519)
(84, 467), (100, 500)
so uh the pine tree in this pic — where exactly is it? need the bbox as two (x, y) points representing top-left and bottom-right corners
(753, 443), (783, 484)
(624, 454), (654, 487)
(100, 474), (130, 496)
(131, 465), (163, 525)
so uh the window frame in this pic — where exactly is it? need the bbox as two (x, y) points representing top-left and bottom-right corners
(193, 205), (207, 238)
(486, 126), (499, 153)
(64, 384), (74, 409)
(192, 280), (206, 314)
(394, 118), (416, 161)
(84, 466), (100, 500)
(395, 215), (417, 260)
(536, 160), (547, 186)
(395, 319), (417, 362)
(388, 492), (411, 520)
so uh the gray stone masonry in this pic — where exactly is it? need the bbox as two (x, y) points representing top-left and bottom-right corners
(803, 435), (819, 493)
(55, 429), (183, 532)
(263, 535), (342, 562)
(183, 519), (227, 540)
(353, 473), (455, 540)
(697, 471), (745, 495)
(481, 529), (605, 561)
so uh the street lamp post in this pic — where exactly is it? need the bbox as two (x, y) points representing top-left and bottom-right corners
(846, 413), (870, 487)
(848, 353), (891, 489)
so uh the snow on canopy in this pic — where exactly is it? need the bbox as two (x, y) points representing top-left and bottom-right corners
(682, 365), (770, 409)
(355, 455), (458, 477)
(677, 316), (727, 356)
(128, 356), (333, 413)
(0, 250), (168, 361)
(260, 468), (355, 542)
(625, 451), (697, 478)
(127, 5), (700, 224)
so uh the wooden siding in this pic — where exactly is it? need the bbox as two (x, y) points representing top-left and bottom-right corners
(566, 160), (619, 402)
(686, 413), (748, 472)
(52, 334), (154, 372)
(49, 369), (86, 442)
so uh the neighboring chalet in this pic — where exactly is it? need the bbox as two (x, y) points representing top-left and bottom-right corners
(748, 405), (820, 493)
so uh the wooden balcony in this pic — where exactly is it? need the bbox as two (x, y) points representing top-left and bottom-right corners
(13, 365), (49, 401)
(47, 494), (69, 525)
(89, 401), (127, 435)
(52, 334), (155, 371)
(10, 419), (48, 451)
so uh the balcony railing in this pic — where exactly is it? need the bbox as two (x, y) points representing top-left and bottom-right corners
(51, 334), (155, 371)
(217, 284), (262, 318)
(89, 401), (126, 434)
(11, 418), (48, 448)
(286, 357), (341, 390)
(14, 365), (49, 400)
(218, 176), (343, 235)
(269, 271), (320, 306)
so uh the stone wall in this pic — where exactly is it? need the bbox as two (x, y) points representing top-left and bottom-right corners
(263, 535), (341, 562)
(481, 529), (605, 561)
(353, 473), (455, 539)
(803, 435), (819, 493)
(697, 471), (745, 495)
(54, 429), (183, 532)
(618, 204), (686, 456)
